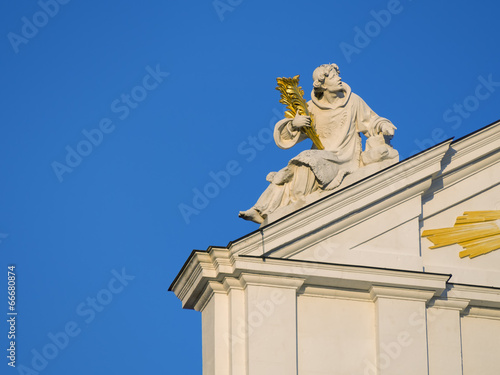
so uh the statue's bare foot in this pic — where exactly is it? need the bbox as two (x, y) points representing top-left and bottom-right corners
(238, 208), (264, 224)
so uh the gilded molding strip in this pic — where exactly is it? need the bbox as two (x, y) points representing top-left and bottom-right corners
(422, 211), (500, 259)
(276, 75), (325, 150)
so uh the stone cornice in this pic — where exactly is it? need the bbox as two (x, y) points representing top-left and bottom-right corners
(171, 248), (234, 309)
(170, 246), (500, 316)
(235, 256), (449, 294)
(170, 246), (452, 310)
(300, 286), (373, 301)
(447, 283), (500, 309)
(239, 273), (305, 290)
(369, 285), (436, 302)
(429, 298), (470, 311)
(465, 306), (500, 320)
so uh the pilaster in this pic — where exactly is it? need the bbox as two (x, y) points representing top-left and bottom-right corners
(370, 286), (435, 375)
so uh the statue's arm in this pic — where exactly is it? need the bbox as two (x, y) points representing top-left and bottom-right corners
(273, 117), (308, 149)
(354, 94), (396, 137)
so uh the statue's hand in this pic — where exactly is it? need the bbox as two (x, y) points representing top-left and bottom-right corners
(380, 122), (396, 136)
(292, 114), (311, 130)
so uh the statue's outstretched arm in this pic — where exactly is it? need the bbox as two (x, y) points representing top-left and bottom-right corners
(354, 94), (396, 138)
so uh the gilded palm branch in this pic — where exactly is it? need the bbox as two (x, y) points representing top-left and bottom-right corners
(422, 210), (500, 258)
(276, 75), (324, 150)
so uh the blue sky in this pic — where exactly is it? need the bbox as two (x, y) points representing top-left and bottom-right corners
(1, 0), (500, 373)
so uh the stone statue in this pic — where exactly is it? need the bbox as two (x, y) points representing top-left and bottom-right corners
(239, 63), (399, 224)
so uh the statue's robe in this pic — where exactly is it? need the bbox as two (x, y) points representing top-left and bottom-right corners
(253, 83), (394, 217)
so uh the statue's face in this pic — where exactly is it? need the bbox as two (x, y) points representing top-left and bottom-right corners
(323, 69), (343, 93)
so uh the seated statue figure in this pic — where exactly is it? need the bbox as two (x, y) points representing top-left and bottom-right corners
(239, 63), (398, 224)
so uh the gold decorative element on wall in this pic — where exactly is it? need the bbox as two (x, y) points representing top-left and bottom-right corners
(276, 75), (325, 150)
(422, 211), (500, 259)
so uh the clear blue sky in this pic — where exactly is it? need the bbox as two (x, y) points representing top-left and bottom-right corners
(1, 0), (500, 374)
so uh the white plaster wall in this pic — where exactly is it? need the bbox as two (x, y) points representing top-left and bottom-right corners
(373, 293), (430, 375)
(246, 283), (298, 375)
(202, 297), (216, 375)
(427, 307), (463, 375)
(201, 293), (230, 375)
(228, 287), (246, 375)
(461, 316), (500, 375)
(197, 277), (500, 375)
(297, 295), (376, 374)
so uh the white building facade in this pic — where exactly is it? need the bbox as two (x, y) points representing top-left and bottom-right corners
(170, 120), (500, 375)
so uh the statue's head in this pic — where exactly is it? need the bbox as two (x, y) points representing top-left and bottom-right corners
(313, 64), (343, 98)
